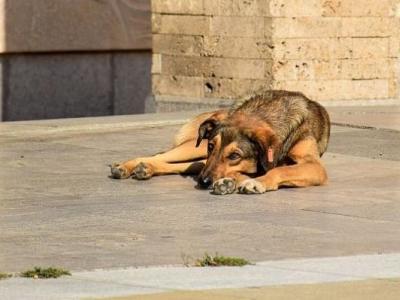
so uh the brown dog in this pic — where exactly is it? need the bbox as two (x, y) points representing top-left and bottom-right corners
(111, 90), (330, 195)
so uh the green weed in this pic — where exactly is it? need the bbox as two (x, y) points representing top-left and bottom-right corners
(21, 267), (71, 279)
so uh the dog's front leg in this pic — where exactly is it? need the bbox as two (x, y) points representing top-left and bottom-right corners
(238, 137), (328, 194)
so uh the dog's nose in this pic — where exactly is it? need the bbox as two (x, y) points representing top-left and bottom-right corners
(198, 176), (212, 189)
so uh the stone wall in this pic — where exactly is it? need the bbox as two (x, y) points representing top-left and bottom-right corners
(0, 0), (152, 121)
(152, 0), (400, 109)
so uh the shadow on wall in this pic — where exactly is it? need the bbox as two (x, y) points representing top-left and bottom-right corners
(1, 0), (152, 121)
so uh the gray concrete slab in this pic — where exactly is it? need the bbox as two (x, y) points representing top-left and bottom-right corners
(0, 109), (399, 274)
(1, 253), (399, 300)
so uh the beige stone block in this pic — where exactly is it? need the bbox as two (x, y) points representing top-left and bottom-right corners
(395, 0), (400, 17)
(313, 60), (342, 79)
(210, 16), (265, 37)
(152, 75), (204, 98)
(269, 0), (322, 17)
(152, 54), (162, 74)
(272, 79), (389, 101)
(321, 0), (352, 17)
(210, 57), (266, 79)
(272, 38), (352, 60)
(152, 14), (162, 34)
(156, 15), (209, 35)
(388, 77), (400, 98)
(351, 38), (389, 58)
(161, 55), (209, 77)
(203, 0), (219, 16)
(313, 80), (353, 100)
(273, 59), (342, 81)
(313, 80), (351, 100)
(388, 58), (400, 78)
(153, 34), (203, 56)
(218, 0), (267, 16)
(352, 0), (394, 17)
(268, 0), (285, 17)
(336, 38), (354, 59)
(204, 36), (273, 59)
(272, 17), (342, 38)
(272, 80), (320, 99)
(203, 77), (271, 99)
(272, 60), (296, 80)
(350, 79), (389, 99)
(341, 17), (390, 37)
(389, 37), (400, 57)
(388, 58), (400, 99)
(152, 0), (203, 15)
(389, 17), (400, 37)
(2, 0), (151, 53)
(341, 58), (390, 80)
(322, 0), (394, 17)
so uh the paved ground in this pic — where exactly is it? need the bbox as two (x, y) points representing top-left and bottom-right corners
(0, 105), (399, 299)
(1, 254), (400, 299)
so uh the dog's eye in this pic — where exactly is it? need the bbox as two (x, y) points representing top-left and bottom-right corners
(228, 152), (241, 160)
(208, 143), (214, 153)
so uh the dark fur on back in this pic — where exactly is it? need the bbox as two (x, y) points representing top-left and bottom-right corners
(228, 90), (330, 165)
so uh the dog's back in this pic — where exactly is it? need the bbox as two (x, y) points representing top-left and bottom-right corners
(232, 90), (330, 157)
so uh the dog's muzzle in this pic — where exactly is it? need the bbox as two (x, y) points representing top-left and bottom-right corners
(197, 176), (212, 189)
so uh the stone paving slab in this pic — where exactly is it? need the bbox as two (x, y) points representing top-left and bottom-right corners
(0, 107), (400, 274)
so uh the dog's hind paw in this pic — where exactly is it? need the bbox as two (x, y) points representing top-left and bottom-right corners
(110, 163), (131, 179)
(238, 179), (269, 194)
(132, 162), (154, 180)
(212, 178), (236, 195)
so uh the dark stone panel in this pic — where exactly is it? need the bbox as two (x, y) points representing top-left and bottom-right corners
(1, 51), (151, 121)
(114, 51), (151, 115)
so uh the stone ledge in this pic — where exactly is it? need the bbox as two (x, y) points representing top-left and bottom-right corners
(1, 104), (399, 138)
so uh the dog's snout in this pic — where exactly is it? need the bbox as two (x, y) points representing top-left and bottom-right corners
(198, 176), (212, 189)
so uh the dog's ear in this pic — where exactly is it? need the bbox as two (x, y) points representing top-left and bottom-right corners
(246, 127), (279, 172)
(196, 111), (227, 147)
(196, 119), (219, 147)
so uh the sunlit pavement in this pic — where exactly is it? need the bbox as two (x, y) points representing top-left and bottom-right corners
(1, 106), (399, 299)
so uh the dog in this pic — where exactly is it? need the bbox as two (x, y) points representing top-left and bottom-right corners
(110, 90), (330, 195)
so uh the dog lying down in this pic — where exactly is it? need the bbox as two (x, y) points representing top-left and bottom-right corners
(111, 90), (330, 195)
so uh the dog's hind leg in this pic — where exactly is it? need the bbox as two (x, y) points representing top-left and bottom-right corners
(238, 137), (328, 194)
(131, 160), (207, 180)
(110, 110), (227, 179)
(111, 139), (207, 179)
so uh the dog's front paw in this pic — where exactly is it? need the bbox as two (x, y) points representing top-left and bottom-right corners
(132, 162), (154, 180)
(238, 179), (268, 194)
(110, 163), (131, 179)
(212, 178), (236, 195)
(238, 179), (278, 194)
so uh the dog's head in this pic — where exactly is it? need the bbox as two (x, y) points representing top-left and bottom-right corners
(196, 114), (278, 188)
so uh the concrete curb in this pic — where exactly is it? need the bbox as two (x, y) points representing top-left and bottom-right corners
(1, 253), (400, 300)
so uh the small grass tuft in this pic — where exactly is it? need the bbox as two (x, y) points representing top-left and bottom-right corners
(21, 267), (71, 279)
(196, 253), (250, 267)
(0, 272), (12, 280)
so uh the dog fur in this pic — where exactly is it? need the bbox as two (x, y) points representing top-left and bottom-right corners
(111, 90), (330, 195)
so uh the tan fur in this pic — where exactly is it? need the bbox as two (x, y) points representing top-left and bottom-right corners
(173, 112), (214, 147)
